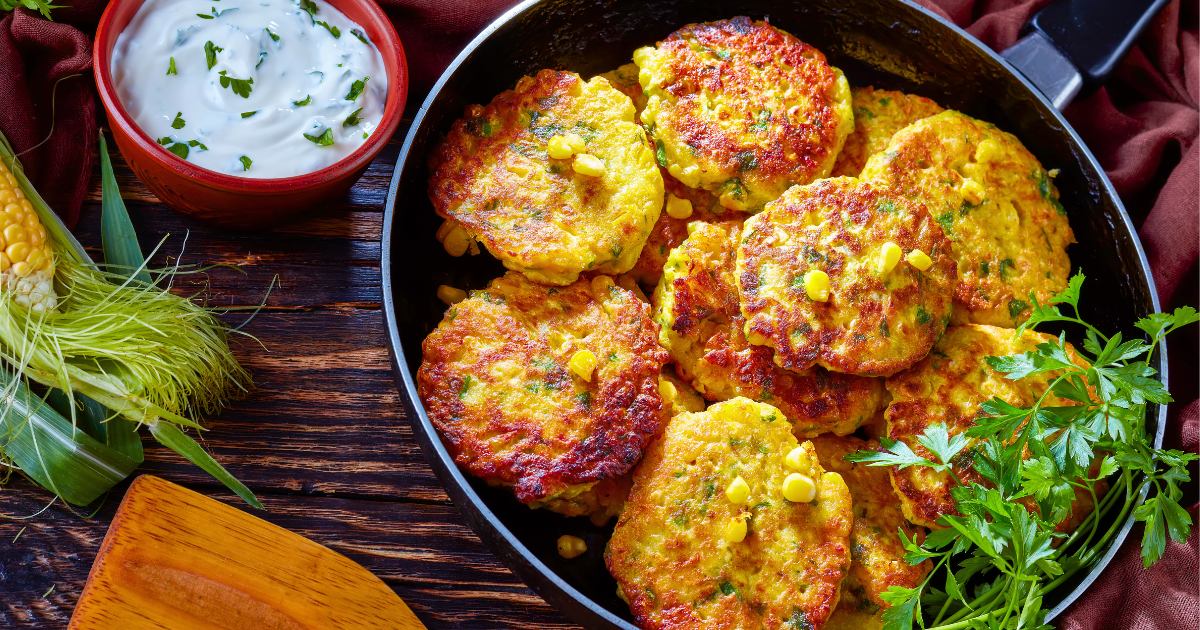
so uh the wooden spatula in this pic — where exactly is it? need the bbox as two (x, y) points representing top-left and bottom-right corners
(70, 475), (426, 630)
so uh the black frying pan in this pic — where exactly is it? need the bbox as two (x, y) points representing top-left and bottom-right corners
(381, 1), (1169, 627)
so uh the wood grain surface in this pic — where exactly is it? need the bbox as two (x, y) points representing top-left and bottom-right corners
(0, 130), (579, 629)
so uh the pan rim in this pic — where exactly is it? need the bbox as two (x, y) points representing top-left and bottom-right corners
(380, 0), (1167, 626)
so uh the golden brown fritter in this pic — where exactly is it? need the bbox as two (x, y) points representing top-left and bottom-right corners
(633, 17), (854, 212)
(429, 69), (663, 285)
(813, 436), (931, 629)
(606, 398), (853, 630)
(832, 87), (944, 177)
(626, 172), (740, 289)
(860, 110), (1074, 327)
(654, 220), (886, 437)
(736, 177), (958, 377)
(885, 324), (1084, 528)
(418, 273), (668, 522)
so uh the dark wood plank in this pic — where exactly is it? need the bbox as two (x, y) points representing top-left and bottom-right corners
(0, 489), (575, 629)
(0, 129), (581, 628)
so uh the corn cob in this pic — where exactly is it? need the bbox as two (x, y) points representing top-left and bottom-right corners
(0, 160), (55, 312)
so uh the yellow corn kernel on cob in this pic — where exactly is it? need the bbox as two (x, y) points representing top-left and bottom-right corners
(0, 160), (55, 313)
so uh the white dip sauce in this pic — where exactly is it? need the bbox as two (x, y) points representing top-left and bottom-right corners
(111, 0), (387, 179)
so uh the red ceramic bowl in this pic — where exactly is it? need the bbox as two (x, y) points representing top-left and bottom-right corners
(94, 0), (408, 230)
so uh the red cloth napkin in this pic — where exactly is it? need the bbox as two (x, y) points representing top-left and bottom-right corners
(0, 5), (101, 227)
(4, 0), (1195, 627)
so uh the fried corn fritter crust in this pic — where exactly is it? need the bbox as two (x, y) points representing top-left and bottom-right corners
(659, 366), (707, 416)
(599, 63), (648, 117)
(831, 87), (944, 177)
(429, 69), (664, 286)
(736, 178), (958, 377)
(654, 221), (886, 437)
(606, 398), (853, 630)
(813, 436), (930, 629)
(418, 273), (668, 522)
(885, 324), (1084, 528)
(860, 110), (1074, 327)
(633, 17), (854, 212)
(627, 173), (740, 288)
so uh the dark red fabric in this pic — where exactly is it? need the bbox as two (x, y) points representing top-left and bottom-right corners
(0, 6), (98, 227)
(10, 0), (1198, 626)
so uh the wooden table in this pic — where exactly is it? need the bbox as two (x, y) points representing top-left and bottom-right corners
(0, 130), (577, 628)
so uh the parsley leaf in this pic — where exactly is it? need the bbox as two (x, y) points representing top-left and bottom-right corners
(343, 107), (363, 127)
(166, 57), (178, 76)
(345, 77), (369, 101)
(303, 128), (334, 146)
(238, 155), (252, 171)
(170, 112), (186, 129)
(218, 71), (254, 98)
(204, 40), (223, 70)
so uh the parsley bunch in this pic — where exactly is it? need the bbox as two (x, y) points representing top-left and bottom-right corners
(849, 272), (1198, 630)
(0, 0), (57, 20)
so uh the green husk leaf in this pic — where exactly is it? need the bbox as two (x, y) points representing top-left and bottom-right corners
(42, 389), (142, 464)
(99, 134), (151, 284)
(149, 421), (261, 509)
(0, 129), (255, 506)
(0, 370), (137, 506)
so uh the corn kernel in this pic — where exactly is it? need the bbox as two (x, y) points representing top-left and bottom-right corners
(802, 269), (830, 302)
(11, 261), (29, 278)
(0, 253), (10, 272)
(725, 476), (750, 504)
(658, 378), (678, 404)
(25, 249), (44, 272)
(637, 66), (654, 89)
(565, 133), (586, 154)
(572, 153), (605, 177)
(723, 516), (748, 543)
(568, 349), (597, 381)
(547, 134), (575, 160)
(782, 473), (817, 503)
(440, 225), (472, 257)
(665, 194), (693, 220)
(877, 242), (902, 275)
(436, 284), (468, 305)
(960, 178), (985, 206)
(556, 535), (588, 559)
(7, 241), (29, 264)
(906, 249), (933, 271)
(3, 224), (25, 247)
(784, 446), (808, 471)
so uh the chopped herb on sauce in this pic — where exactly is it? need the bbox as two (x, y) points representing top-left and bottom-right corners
(166, 57), (177, 76)
(218, 71), (254, 98)
(345, 76), (369, 101)
(204, 41), (223, 70)
(343, 107), (363, 127)
(303, 128), (335, 146)
(315, 20), (341, 38)
(350, 28), (369, 44)
(241, 110), (258, 118)
(170, 112), (186, 129)
(293, 94), (312, 106)
(238, 155), (252, 171)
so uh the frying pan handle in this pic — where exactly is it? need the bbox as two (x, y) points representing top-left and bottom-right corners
(1002, 0), (1169, 110)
